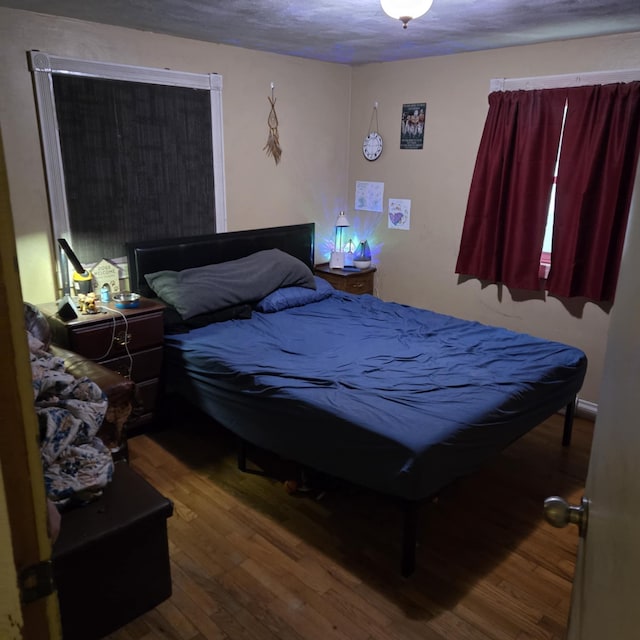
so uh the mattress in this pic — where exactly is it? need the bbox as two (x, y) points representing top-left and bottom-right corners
(163, 290), (587, 501)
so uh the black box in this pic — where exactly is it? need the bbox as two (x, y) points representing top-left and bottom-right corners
(52, 461), (173, 639)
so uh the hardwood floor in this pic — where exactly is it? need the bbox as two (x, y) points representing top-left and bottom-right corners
(105, 410), (593, 640)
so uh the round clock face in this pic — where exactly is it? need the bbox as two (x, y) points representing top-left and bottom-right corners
(363, 132), (383, 161)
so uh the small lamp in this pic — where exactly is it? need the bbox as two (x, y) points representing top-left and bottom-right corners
(330, 211), (350, 269)
(380, 0), (434, 29)
(57, 238), (93, 295)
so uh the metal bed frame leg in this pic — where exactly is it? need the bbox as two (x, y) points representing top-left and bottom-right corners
(401, 500), (419, 578)
(562, 396), (576, 447)
(238, 440), (421, 577)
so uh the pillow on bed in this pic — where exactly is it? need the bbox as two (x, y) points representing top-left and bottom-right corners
(255, 276), (334, 313)
(145, 248), (315, 319)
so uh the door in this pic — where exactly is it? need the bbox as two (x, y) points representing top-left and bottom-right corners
(0, 123), (60, 638)
(563, 176), (640, 639)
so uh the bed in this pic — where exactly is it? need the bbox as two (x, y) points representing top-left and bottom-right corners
(127, 222), (587, 576)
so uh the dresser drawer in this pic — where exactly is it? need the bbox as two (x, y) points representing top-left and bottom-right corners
(101, 346), (163, 383)
(343, 275), (373, 295)
(128, 379), (160, 431)
(68, 312), (164, 361)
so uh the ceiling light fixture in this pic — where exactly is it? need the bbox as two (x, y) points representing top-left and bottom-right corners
(380, 0), (434, 29)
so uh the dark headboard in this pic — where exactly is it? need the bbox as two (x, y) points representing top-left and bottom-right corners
(126, 223), (315, 298)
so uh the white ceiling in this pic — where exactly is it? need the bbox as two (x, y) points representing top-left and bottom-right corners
(3, 0), (640, 65)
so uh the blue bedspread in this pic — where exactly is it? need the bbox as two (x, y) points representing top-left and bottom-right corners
(164, 292), (587, 500)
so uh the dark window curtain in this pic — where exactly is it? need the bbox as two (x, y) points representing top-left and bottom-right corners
(53, 75), (215, 265)
(547, 82), (640, 301)
(455, 89), (566, 290)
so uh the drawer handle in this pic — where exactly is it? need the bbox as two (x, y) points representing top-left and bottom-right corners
(114, 332), (132, 347)
(351, 282), (364, 289)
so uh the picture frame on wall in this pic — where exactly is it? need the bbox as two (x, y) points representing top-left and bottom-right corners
(400, 102), (426, 149)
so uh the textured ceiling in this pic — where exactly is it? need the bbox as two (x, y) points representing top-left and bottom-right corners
(3, 0), (640, 65)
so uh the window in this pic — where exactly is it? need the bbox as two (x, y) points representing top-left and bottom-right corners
(539, 100), (568, 279)
(29, 51), (226, 274)
(456, 70), (640, 302)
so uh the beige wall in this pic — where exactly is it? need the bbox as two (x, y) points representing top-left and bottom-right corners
(348, 32), (640, 404)
(0, 8), (352, 304)
(1, 6), (638, 405)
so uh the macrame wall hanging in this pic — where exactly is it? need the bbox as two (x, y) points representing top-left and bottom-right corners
(263, 82), (282, 165)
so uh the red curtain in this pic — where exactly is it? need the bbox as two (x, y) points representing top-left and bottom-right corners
(455, 89), (566, 290)
(547, 82), (640, 301)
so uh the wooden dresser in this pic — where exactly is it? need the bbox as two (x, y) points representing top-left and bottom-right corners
(39, 297), (165, 433)
(314, 263), (376, 295)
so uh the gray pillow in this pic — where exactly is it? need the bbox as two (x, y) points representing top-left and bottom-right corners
(145, 248), (315, 319)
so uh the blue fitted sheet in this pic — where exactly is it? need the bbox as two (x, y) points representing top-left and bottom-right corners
(164, 291), (587, 500)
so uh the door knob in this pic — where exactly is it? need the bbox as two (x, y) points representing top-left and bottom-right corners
(543, 496), (589, 537)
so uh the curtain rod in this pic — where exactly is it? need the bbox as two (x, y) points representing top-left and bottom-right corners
(490, 68), (640, 92)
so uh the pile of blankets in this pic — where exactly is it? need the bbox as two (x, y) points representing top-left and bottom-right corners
(28, 331), (113, 507)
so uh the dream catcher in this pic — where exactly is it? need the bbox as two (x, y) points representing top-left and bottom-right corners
(263, 82), (282, 165)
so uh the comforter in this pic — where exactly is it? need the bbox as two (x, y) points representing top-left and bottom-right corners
(29, 332), (113, 505)
(163, 291), (587, 501)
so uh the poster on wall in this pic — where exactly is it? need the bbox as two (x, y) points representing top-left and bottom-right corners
(400, 102), (426, 150)
(388, 198), (411, 230)
(355, 180), (384, 212)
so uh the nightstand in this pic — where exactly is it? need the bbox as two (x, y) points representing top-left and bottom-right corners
(39, 297), (165, 433)
(314, 263), (377, 295)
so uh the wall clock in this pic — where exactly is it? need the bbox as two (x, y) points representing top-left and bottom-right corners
(363, 132), (383, 161)
(363, 102), (383, 161)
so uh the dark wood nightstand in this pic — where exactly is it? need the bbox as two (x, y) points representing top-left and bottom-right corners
(314, 262), (377, 295)
(39, 297), (165, 433)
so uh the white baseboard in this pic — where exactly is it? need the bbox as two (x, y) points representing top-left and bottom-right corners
(558, 398), (598, 421)
(576, 398), (598, 421)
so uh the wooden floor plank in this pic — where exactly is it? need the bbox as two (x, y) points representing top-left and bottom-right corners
(103, 411), (592, 640)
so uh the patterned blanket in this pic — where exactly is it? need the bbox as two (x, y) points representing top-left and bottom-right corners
(29, 331), (113, 506)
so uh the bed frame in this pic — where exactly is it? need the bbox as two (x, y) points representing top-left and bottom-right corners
(127, 223), (315, 299)
(127, 222), (577, 577)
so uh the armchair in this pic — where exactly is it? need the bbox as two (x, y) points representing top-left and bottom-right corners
(24, 301), (135, 455)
